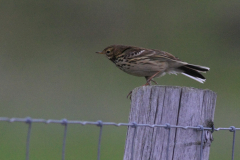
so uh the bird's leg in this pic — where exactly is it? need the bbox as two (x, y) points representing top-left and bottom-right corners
(144, 76), (151, 86)
(144, 77), (158, 85)
(151, 79), (158, 85)
(127, 75), (159, 99)
(145, 71), (161, 85)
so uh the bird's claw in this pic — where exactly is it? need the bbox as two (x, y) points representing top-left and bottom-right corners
(127, 91), (132, 100)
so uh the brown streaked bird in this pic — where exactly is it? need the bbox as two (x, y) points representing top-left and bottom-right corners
(97, 45), (209, 96)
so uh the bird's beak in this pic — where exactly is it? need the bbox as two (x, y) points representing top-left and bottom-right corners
(96, 51), (103, 54)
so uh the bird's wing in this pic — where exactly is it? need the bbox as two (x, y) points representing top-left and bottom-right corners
(149, 49), (182, 61)
(124, 47), (182, 62)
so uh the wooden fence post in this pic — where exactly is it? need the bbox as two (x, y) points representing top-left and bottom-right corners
(123, 86), (217, 160)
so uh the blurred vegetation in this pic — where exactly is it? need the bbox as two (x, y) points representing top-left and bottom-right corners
(0, 0), (240, 159)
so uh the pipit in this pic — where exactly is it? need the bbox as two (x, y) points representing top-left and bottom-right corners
(97, 45), (209, 97)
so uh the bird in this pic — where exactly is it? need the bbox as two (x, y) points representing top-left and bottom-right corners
(97, 45), (209, 97)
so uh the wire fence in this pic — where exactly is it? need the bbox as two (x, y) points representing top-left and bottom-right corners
(0, 117), (239, 160)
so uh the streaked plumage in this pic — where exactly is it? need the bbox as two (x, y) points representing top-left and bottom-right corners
(97, 45), (209, 85)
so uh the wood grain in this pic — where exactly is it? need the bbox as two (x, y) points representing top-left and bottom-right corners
(123, 86), (216, 160)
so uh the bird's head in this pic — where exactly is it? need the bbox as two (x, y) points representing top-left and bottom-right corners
(96, 45), (115, 59)
(96, 45), (132, 60)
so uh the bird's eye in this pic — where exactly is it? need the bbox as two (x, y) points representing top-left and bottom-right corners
(106, 51), (110, 54)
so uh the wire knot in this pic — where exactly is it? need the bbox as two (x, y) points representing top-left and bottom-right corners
(131, 122), (137, 128)
(97, 120), (103, 127)
(25, 117), (32, 124)
(197, 125), (204, 131)
(229, 126), (236, 132)
(211, 124), (215, 133)
(164, 123), (171, 129)
(61, 119), (68, 126)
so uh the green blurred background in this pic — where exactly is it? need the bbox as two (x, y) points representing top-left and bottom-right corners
(0, 1), (240, 159)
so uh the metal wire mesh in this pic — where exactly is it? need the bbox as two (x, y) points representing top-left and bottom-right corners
(0, 117), (238, 160)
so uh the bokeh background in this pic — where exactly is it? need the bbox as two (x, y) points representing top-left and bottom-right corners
(0, 1), (240, 159)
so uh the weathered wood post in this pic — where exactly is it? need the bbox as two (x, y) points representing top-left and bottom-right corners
(124, 86), (217, 160)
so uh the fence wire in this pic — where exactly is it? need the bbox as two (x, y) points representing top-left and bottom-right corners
(0, 117), (239, 160)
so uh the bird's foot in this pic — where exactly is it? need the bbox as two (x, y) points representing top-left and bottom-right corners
(144, 80), (152, 86)
(127, 79), (158, 100)
(127, 83), (152, 99)
(127, 91), (132, 99)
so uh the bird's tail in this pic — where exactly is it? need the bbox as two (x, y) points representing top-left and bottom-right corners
(178, 64), (210, 83)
